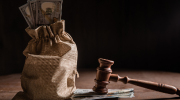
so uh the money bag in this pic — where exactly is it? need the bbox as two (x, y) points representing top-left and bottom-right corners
(13, 20), (79, 100)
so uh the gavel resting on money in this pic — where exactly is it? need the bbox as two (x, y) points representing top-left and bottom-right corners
(93, 58), (180, 95)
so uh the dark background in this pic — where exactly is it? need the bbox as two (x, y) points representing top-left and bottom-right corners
(0, 0), (180, 75)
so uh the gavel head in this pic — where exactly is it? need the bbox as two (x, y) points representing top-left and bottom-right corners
(92, 58), (114, 94)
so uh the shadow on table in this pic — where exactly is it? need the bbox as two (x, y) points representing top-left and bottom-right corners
(143, 97), (180, 100)
(94, 98), (119, 100)
(93, 97), (180, 100)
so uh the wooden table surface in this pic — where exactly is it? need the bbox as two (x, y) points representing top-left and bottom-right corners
(0, 68), (180, 100)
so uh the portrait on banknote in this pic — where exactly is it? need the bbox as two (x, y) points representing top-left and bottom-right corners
(36, 0), (63, 26)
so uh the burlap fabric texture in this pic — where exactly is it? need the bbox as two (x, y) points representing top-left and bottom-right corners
(13, 20), (79, 100)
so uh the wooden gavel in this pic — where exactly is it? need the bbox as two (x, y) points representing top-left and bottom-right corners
(93, 58), (180, 95)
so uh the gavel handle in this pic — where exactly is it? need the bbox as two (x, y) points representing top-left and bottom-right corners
(110, 74), (180, 95)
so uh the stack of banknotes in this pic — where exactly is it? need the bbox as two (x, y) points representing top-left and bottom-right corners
(71, 88), (134, 100)
(19, 0), (63, 29)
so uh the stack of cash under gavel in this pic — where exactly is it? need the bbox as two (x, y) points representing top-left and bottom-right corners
(19, 0), (63, 29)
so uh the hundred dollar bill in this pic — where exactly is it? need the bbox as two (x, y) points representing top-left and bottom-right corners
(36, 0), (63, 27)
(19, 3), (34, 28)
(108, 88), (134, 94)
(73, 88), (134, 95)
(71, 88), (134, 100)
(29, 1), (37, 28)
(73, 92), (134, 98)
(72, 94), (134, 100)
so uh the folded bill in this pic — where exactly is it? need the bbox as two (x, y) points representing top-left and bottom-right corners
(19, 3), (34, 28)
(29, 1), (37, 28)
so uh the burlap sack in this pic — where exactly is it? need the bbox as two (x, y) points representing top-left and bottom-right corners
(13, 20), (79, 100)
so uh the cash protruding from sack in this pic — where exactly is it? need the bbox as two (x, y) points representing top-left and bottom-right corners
(19, 0), (63, 29)
(12, 20), (79, 100)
